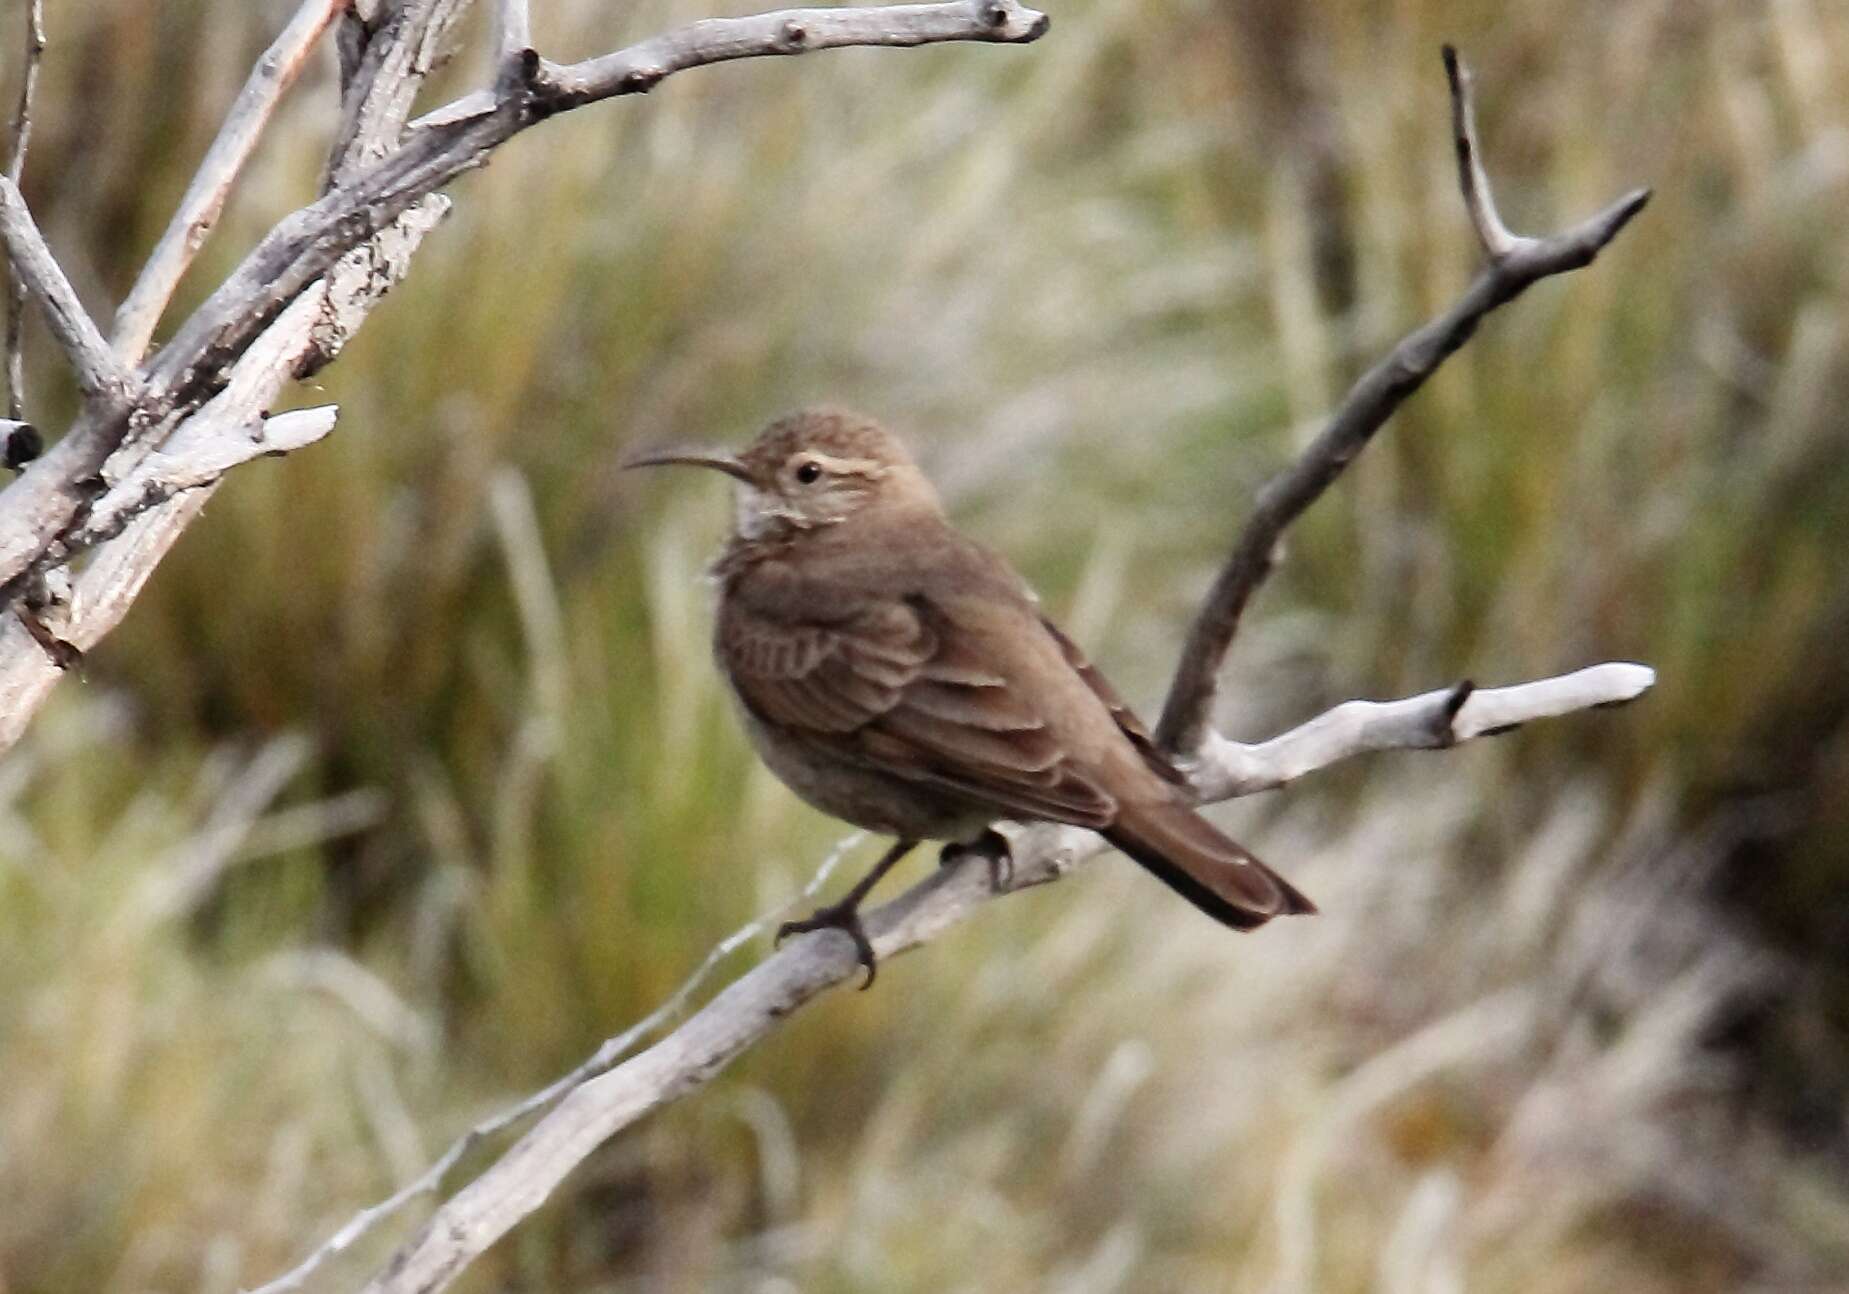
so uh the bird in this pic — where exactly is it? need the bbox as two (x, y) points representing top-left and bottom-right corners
(625, 407), (1313, 986)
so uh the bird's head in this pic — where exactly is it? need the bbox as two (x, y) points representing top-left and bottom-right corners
(624, 407), (940, 540)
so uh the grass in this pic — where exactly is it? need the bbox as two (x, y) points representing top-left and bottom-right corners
(3, 0), (1849, 1288)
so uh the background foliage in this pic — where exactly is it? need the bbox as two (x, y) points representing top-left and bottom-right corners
(3, 0), (1847, 1289)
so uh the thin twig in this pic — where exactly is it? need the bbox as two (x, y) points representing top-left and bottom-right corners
(0, 0), (77, 645)
(111, 0), (346, 362)
(1152, 46), (1650, 756)
(247, 831), (866, 1294)
(542, 0), (1051, 101)
(1188, 664), (1655, 801)
(1445, 44), (1525, 262)
(11, 597), (73, 668)
(3, 0), (43, 424)
(0, 178), (135, 405)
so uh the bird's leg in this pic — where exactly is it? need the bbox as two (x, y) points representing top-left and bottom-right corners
(939, 827), (1013, 893)
(776, 837), (918, 989)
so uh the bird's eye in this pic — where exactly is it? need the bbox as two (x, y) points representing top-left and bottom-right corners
(794, 460), (823, 485)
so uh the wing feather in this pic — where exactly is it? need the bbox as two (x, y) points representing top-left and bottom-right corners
(1038, 616), (1190, 789)
(719, 592), (1118, 827)
(900, 679), (1044, 731)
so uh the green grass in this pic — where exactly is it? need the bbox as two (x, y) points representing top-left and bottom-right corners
(3, 0), (1849, 1288)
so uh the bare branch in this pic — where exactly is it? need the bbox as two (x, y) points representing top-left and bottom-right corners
(111, 0), (346, 363)
(1444, 44), (1523, 261)
(154, 0), (1049, 412)
(0, 178), (135, 406)
(3, 0), (44, 424)
(248, 831), (867, 1294)
(543, 0), (1052, 101)
(0, 0), (1047, 637)
(289, 666), (1662, 1292)
(1188, 663), (1657, 801)
(327, 0), (478, 186)
(0, 0), (1047, 634)
(494, 0), (533, 83)
(0, 194), (446, 747)
(1153, 47), (1651, 756)
(355, 663), (1652, 1294)
(0, 491), (201, 733)
(71, 405), (338, 550)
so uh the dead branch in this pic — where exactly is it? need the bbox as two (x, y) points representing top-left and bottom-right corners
(1188, 663), (1655, 801)
(1153, 45), (1650, 756)
(111, 0), (345, 362)
(326, 0), (476, 187)
(543, 0), (1052, 98)
(348, 665), (1650, 1294)
(0, 190), (445, 745)
(493, 0), (533, 80)
(73, 405), (339, 550)
(139, 0), (1049, 426)
(3, 0), (43, 425)
(0, 0), (1051, 746)
(257, 659), (1652, 1294)
(246, 832), (867, 1294)
(0, 178), (134, 405)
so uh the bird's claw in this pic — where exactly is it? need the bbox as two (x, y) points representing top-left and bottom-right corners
(939, 829), (1013, 893)
(775, 901), (879, 989)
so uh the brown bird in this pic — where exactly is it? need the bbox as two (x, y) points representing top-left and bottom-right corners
(626, 408), (1313, 985)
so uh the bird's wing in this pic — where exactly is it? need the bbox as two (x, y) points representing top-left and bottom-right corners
(719, 594), (1118, 827)
(1036, 616), (1191, 790)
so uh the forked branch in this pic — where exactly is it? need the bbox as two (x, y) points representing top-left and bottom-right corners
(1153, 45), (1650, 756)
(0, 0), (1051, 741)
(110, 0), (345, 362)
(0, 178), (135, 405)
(494, 0), (533, 76)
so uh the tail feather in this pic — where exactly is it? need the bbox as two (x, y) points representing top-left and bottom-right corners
(1104, 799), (1316, 930)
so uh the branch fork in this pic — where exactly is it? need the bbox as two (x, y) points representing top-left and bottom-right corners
(1153, 46), (1649, 759)
(0, 0), (1049, 741)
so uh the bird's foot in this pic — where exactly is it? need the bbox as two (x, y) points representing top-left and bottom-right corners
(776, 900), (879, 989)
(939, 828), (1013, 893)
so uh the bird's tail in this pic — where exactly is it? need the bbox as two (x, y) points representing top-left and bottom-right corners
(1104, 798), (1316, 930)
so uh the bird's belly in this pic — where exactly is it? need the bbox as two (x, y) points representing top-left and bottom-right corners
(738, 708), (989, 842)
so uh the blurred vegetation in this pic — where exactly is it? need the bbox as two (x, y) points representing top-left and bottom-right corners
(3, 0), (1848, 1289)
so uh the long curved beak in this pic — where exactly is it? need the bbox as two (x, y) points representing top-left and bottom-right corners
(621, 447), (755, 484)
